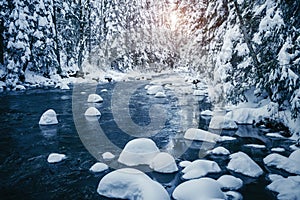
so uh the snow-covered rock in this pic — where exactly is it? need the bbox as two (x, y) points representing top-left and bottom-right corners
(89, 162), (108, 173)
(149, 152), (178, 173)
(289, 149), (300, 161)
(208, 146), (230, 155)
(200, 110), (213, 116)
(268, 174), (284, 182)
(182, 159), (221, 179)
(224, 191), (243, 200)
(244, 144), (266, 149)
(14, 85), (26, 90)
(47, 153), (66, 163)
(217, 136), (237, 142)
(84, 107), (101, 116)
(217, 175), (243, 190)
(101, 89), (108, 93)
(154, 92), (166, 98)
(87, 94), (103, 103)
(172, 178), (226, 200)
(271, 147), (285, 152)
(193, 90), (207, 96)
(147, 85), (164, 95)
(102, 152), (115, 160)
(118, 138), (160, 166)
(227, 152), (263, 177)
(55, 82), (70, 90)
(266, 133), (284, 138)
(263, 153), (300, 174)
(267, 176), (300, 200)
(39, 109), (58, 125)
(97, 168), (170, 200)
(225, 105), (270, 124)
(209, 116), (238, 130)
(179, 160), (192, 168)
(184, 128), (220, 143)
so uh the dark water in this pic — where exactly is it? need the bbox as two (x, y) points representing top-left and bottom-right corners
(0, 83), (296, 200)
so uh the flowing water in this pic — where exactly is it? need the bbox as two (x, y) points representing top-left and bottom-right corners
(0, 81), (296, 200)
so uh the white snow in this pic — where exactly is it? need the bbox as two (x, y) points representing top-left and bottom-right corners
(154, 92), (166, 98)
(172, 178), (226, 200)
(266, 133), (285, 138)
(87, 94), (103, 103)
(89, 162), (108, 173)
(227, 152), (263, 177)
(118, 138), (160, 166)
(289, 149), (300, 162)
(179, 161), (192, 168)
(209, 116), (238, 130)
(208, 146), (230, 155)
(39, 109), (58, 125)
(184, 128), (220, 143)
(244, 144), (266, 149)
(267, 176), (300, 200)
(271, 147), (286, 152)
(55, 82), (70, 90)
(193, 89), (207, 96)
(97, 168), (170, 200)
(217, 136), (237, 142)
(200, 110), (213, 116)
(101, 89), (108, 93)
(182, 159), (221, 180)
(102, 152), (115, 160)
(84, 107), (101, 116)
(224, 191), (243, 200)
(268, 174), (284, 182)
(147, 85), (164, 95)
(264, 153), (300, 174)
(149, 152), (178, 173)
(217, 175), (243, 190)
(14, 85), (26, 90)
(47, 153), (66, 163)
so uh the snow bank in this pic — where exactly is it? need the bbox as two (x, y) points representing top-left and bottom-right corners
(193, 90), (207, 96)
(118, 138), (160, 166)
(225, 105), (270, 124)
(87, 94), (103, 103)
(89, 162), (108, 173)
(208, 146), (230, 155)
(47, 153), (66, 163)
(227, 152), (263, 177)
(147, 85), (164, 95)
(209, 116), (238, 130)
(263, 152), (300, 174)
(182, 159), (221, 179)
(267, 176), (300, 200)
(39, 109), (58, 125)
(154, 92), (166, 98)
(102, 152), (115, 160)
(149, 152), (178, 173)
(84, 107), (101, 116)
(217, 175), (243, 190)
(184, 128), (220, 143)
(172, 178), (226, 200)
(97, 168), (170, 200)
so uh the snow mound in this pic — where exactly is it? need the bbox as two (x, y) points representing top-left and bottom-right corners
(118, 138), (160, 166)
(193, 90), (207, 96)
(184, 128), (220, 143)
(227, 152), (263, 177)
(147, 85), (164, 95)
(208, 147), (230, 155)
(39, 109), (58, 125)
(89, 162), (108, 173)
(102, 152), (115, 160)
(84, 107), (101, 116)
(271, 147), (285, 152)
(225, 105), (270, 124)
(201, 110), (213, 116)
(209, 116), (238, 130)
(154, 92), (166, 98)
(217, 136), (237, 142)
(172, 178), (226, 200)
(263, 153), (300, 174)
(224, 191), (243, 200)
(217, 175), (243, 190)
(97, 168), (170, 200)
(182, 159), (221, 180)
(87, 94), (103, 103)
(244, 144), (266, 149)
(47, 153), (66, 163)
(267, 176), (300, 200)
(179, 161), (192, 168)
(150, 152), (178, 173)
(289, 149), (300, 162)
